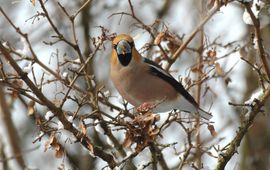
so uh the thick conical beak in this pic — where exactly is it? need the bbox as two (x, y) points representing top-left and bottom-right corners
(116, 40), (132, 55)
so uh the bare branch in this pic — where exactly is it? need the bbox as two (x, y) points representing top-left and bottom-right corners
(0, 86), (26, 168)
(215, 85), (270, 170)
(165, 0), (226, 70)
(0, 43), (117, 168)
(244, 2), (270, 80)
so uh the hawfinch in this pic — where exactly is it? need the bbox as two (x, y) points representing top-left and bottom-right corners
(110, 34), (212, 120)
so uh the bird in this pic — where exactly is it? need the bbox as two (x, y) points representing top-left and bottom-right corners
(110, 34), (212, 120)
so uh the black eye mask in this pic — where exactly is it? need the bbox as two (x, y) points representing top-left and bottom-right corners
(114, 40), (134, 66)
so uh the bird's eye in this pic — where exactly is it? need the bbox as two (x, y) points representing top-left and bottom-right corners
(129, 41), (134, 48)
(116, 40), (132, 55)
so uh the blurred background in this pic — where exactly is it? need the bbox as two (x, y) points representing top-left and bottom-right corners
(0, 0), (270, 169)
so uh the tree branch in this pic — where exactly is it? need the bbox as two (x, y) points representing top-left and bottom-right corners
(244, 2), (270, 80)
(0, 86), (26, 169)
(215, 84), (270, 170)
(165, 0), (225, 70)
(0, 43), (117, 168)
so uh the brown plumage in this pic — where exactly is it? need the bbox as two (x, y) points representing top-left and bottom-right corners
(110, 34), (212, 120)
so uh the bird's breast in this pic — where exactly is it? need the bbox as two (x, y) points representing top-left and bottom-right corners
(110, 65), (178, 107)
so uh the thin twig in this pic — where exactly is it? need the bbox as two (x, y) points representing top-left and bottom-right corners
(244, 2), (270, 79)
(165, 1), (224, 70)
(178, 128), (194, 170)
(74, 0), (92, 18)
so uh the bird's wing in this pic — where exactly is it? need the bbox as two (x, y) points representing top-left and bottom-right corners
(143, 57), (198, 107)
(143, 58), (212, 120)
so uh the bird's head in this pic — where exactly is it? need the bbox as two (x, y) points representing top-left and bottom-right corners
(111, 34), (140, 67)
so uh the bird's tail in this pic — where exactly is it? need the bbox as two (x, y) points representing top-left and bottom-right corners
(197, 108), (212, 120)
(174, 96), (213, 120)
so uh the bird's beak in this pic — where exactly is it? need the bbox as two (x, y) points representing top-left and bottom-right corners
(116, 40), (132, 55)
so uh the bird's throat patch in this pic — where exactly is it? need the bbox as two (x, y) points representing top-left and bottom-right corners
(118, 53), (132, 66)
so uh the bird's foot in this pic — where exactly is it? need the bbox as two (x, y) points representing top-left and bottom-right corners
(137, 102), (155, 113)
